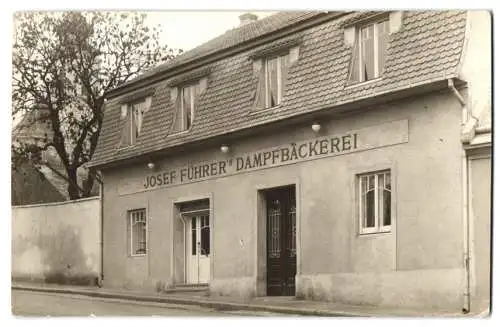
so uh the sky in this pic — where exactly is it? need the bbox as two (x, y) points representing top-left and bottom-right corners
(145, 11), (277, 52)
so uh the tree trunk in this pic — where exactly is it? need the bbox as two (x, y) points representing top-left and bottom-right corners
(66, 168), (80, 200)
(82, 170), (95, 198)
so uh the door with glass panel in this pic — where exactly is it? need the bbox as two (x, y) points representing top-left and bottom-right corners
(266, 185), (296, 296)
(186, 214), (210, 284)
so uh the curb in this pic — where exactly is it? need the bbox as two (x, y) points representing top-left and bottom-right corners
(12, 285), (356, 317)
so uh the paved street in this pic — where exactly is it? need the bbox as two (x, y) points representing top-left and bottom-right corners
(12, 290), (286, 317)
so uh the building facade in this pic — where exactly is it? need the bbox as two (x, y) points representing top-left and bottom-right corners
(88, 11), (492, 313)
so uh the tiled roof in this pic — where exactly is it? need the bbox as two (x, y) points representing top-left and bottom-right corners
(11, 161), (66, 206)
(90, 11), (467, 168)
(116, 12), (323, 90)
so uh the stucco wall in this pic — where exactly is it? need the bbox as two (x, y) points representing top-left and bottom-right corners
(101, 89), (464, 309)
(12, 197), (101, 285)
(469, 153), (492, 314)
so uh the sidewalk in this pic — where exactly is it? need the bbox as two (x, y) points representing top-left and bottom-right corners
(11, 282), (467, 317)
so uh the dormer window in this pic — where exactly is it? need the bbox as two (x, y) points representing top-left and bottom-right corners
(250, 37), (301, 111)
(172, 82), (201, 133)
(118, 96), (152, 147)
(349, 19), (390, 83)
(262, 54), (289, 108)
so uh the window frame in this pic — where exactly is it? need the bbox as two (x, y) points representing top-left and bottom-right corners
(128, 208), (148, 257)
(358, 170), (392, 235)
(171, 82), (199, 135)
(350, 17), (390, 83)
(180, 83), (196, 131)
(121, 96), (152, 147)
(263, 53), (288, 109)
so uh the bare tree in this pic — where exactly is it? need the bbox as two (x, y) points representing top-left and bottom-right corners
(12, 11), (181, 199)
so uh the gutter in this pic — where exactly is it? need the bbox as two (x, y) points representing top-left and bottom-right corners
(448, 78), (470, 314)
(449, 78), (479, 144)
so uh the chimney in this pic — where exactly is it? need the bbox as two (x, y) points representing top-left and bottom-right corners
(239, 13), (258, 26)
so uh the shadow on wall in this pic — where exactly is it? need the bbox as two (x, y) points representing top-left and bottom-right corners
(13, 223), (99, 286)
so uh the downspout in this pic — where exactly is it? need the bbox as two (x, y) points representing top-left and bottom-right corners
(448, 78), (470, 314)
(98, 172), (104, 287)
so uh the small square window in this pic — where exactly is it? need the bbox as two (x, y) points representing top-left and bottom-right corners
(358, 170), (391, 234)
(129, 209), (147, 255)
(349, 19), (390, 83)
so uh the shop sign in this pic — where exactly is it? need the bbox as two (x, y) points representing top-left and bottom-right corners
(140, 120), (408, 190)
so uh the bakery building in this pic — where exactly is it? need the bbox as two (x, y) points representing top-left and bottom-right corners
(88, 11), (492, 312)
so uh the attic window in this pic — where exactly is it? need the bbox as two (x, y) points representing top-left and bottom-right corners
(263, 54), (289, 108)
(172, 83), (199, 133)
(170, 77), (207, 134)
(118, 96), (152, 147)
(349, 18), (390, 83)
(251, 39), (300, 110)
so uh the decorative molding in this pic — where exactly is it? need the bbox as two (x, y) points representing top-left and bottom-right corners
(344, 26), (356, 47)
(120, 104), (128, 118)
(199, 77), (208, 93)
(252, 59), (263, 74)
(170, 88), (178, 103)
(289, 46), (301, 64)
(389, 11), (403, 34)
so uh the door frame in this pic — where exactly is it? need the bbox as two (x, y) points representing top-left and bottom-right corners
(171, 193), (213, 285)
(254, 180), (300, 297)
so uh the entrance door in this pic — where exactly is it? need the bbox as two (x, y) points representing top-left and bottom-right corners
(266, 186), (296, 296)
(186, 214), (210, 284)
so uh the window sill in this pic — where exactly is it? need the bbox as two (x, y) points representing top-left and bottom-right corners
(117, 144), (138, 151)
(247, 105), (282, 117)
(130, 253), (147, 258)
(167, 128), (192, 138)
(358, 229), (391, 237)
(344, 77), (383, 90)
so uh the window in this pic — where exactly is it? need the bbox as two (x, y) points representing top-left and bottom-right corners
(129, 209), (147, 255)
(119, 97), (152, 147)
(200, 215), (210, 256)
(359, 171), (391, 234)
(349, 19), (390, 83)
(172, 83), (200, 133)
(256, 54), (289, 109)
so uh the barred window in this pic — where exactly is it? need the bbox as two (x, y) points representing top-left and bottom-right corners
(359, 171), (391, 234)
(129, 209), (147, 255)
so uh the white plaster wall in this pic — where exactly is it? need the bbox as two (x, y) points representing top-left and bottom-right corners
(12, 197), (101, 285)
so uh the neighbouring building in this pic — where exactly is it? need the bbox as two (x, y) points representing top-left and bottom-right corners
(88, 11), (492, 313)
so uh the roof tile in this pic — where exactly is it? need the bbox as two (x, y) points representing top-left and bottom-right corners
(90, 10), (467, 167)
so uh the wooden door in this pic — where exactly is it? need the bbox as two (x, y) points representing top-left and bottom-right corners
(186, 214), (210, 284)
(266, 186), (296, 296)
